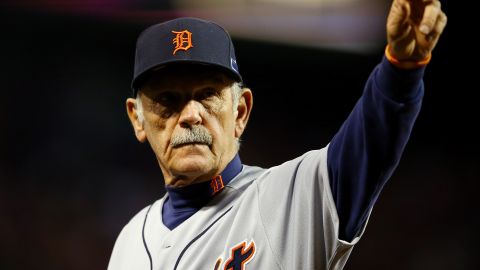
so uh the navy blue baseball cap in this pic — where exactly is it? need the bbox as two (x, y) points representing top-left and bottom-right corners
(132, 17), (242, 96)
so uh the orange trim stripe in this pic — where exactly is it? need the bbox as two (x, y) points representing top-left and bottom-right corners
(385, 44), (431, 69)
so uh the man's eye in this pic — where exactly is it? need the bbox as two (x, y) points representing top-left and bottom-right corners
(154, 92), (180, 106)
(196, 88), (218, 100)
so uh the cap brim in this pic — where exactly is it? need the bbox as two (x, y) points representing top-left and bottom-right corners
(131, 60), (242, 96)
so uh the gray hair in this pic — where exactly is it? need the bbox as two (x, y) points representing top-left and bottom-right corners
(231, 82), (243, 110)
(170, 125), (213, 147)
(135, 82), (243, 124)
(135, 94), (145, 124)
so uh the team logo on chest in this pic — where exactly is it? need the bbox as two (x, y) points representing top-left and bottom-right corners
(214, 240), (256, 270)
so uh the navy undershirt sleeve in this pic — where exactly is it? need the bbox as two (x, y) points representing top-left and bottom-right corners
(328, 56), (426, 241)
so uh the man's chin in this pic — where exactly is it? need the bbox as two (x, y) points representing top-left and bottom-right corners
(169, 150), (214, 175)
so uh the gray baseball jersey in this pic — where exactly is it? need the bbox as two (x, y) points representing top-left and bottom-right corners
(108, 146), (370, 270)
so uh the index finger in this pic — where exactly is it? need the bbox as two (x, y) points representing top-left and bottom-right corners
(406, 0), (438, 7)
(407, 0), (437, 3)
(419, 1), (441, 34)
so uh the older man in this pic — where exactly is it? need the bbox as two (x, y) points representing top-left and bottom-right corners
(108, 0), (447, 269)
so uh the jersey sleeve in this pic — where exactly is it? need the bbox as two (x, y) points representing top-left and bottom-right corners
(254, 57), (426, 269)
(256, 148), (354, 269)
(107, 206), (152, 270)
(328, 56), (425, 241)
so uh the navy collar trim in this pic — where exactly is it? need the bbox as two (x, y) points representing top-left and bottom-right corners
(164, 154), (242, 209)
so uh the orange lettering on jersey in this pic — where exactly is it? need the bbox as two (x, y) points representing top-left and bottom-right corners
(213, 258), (223, 270)
(210, 175), (225, 195)
(223, 241), (256, 270)
(172, 30), (193, 55)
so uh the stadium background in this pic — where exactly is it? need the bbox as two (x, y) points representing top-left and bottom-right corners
(1, 1), (476, 269)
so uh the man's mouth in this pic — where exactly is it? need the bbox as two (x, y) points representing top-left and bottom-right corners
(173, 141), (208, 148)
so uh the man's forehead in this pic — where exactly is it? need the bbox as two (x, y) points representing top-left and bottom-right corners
(145, 64), (234, 86)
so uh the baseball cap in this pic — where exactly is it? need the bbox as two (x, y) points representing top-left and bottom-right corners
(131, 17), (242, 96)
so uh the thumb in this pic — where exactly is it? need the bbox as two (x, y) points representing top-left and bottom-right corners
(387, 0), (411, 42)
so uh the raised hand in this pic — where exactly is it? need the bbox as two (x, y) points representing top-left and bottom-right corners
(387, 0), (447, 63)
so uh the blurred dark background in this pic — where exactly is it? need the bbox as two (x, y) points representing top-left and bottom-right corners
(1, 0), (477, 269)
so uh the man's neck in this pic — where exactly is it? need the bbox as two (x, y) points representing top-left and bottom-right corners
(162, 154), (243, 230)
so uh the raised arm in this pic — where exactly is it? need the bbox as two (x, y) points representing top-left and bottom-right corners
(328, 0), (447, 241)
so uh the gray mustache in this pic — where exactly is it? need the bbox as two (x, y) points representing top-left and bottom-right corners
(170, 126), (213, 147)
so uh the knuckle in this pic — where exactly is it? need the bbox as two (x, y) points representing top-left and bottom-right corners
(425, 16), (436, 26)
(440, 12), (448, 23)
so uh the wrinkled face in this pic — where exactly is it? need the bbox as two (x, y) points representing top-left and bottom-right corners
(127, 66), (252, 187)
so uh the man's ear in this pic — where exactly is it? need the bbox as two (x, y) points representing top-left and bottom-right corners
(126, 98), (147, 142)
(234, 88), (253, 139)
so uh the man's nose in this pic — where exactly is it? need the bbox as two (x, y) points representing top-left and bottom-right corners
(178, 100), (203, 128)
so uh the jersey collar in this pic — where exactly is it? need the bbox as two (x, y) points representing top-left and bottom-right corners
(165, 154), (242, 209)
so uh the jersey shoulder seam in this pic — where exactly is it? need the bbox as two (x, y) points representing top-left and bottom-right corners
(254, 177), (285, 270)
